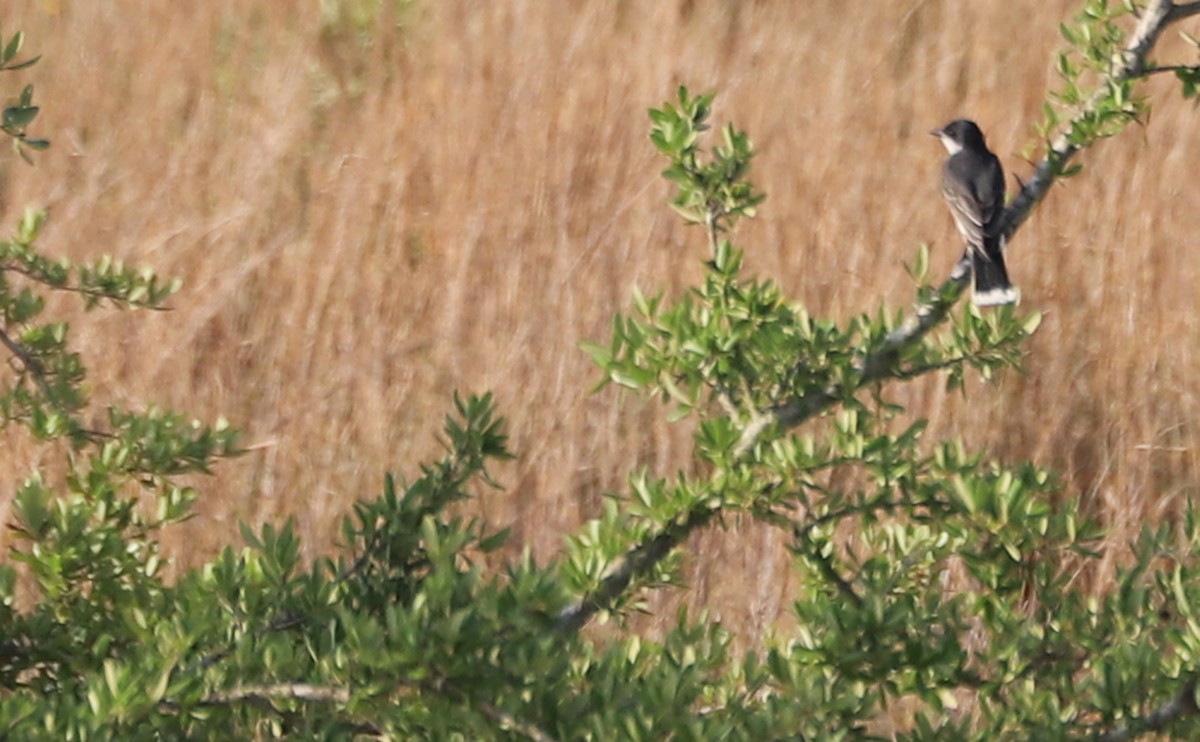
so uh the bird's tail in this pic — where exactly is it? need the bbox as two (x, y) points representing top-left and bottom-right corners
(970, 241), (1019, 307)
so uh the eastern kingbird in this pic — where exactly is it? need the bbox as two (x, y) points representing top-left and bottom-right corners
(932, 119), (1019, 306)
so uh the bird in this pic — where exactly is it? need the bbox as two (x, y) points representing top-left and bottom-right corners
(931, 119), (1019, 306)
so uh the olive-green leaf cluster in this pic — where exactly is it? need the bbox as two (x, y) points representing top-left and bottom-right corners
(1040, 0), (1144, 167)
(0, 26), (47, 162)
(4, 9), (1200, 740)
(1032, 0), (1200, 178)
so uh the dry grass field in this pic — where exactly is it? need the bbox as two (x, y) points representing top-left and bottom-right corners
(3, 0), (1200, 639)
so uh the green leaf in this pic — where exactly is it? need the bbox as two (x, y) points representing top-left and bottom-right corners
(2, 31), (23, 64)
(1021, 310), (1043, 335)
(2, 105), (38, 132)
(579, 340), (613, 368)
(4, 54), (40, 72)
(611, 365), (655, 389)
(479, 526), (511, 553)
(12, 475), (50, 537)
(904, 244), (930, 282)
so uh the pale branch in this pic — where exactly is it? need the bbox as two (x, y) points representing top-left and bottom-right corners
(204, 682), (351, 705)
(176, 677), (560, 741)
(554, 503), (719, 633)
(161, 684), (383, 737)
(733, 265), (969, 458)
(1002, 0), (1191, 239)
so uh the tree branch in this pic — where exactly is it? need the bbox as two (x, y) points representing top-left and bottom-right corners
(203, 682), (351, 705)
(1143, 64), (1200, 76)
(734, 270), (968, 458)
(477, 700), (561, 742)
(0, 325), (54, 401)
(554, 504), (719, 633)
(1002, 0), (1184, 239)
(1168, 0), (1200, 22)
(2, 261), (172, 311)
(176, 677), (561, 741)
(1097, 677), (1199, 742)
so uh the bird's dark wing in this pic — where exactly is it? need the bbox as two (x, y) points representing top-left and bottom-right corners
(942, 151), (1005, 253)
(975, 153), (1007, 240)
(942, 171), (987, 252)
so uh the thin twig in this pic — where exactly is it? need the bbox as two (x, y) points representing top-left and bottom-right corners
(1143, 64), (1200, 76)
(1002, 0), (1186, 240)
(2, 261), (173, 311)
(0, 325), (54, 400)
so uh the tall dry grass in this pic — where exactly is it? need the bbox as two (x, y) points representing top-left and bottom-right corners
(2, 0), (1200, 638)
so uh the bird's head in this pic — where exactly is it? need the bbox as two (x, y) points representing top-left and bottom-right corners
(931, 119), (986, 155)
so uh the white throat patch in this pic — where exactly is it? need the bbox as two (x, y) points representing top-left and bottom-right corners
(937, 135), (964, 155)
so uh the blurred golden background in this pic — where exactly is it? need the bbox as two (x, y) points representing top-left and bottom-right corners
(3, 0), (1199, 637)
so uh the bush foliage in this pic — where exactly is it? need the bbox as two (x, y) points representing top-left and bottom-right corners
(2, 3), (1200, 739)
